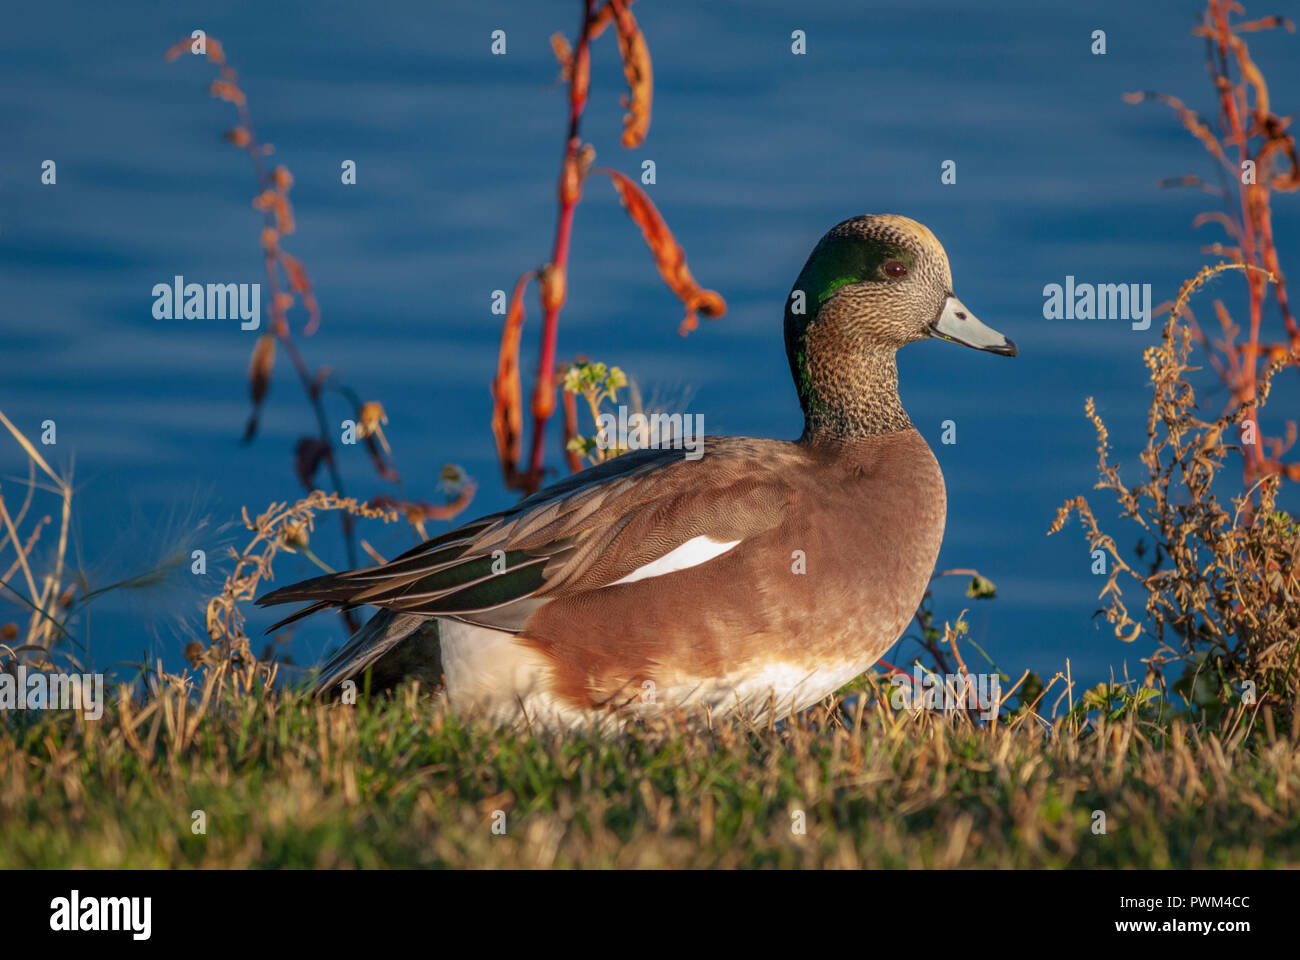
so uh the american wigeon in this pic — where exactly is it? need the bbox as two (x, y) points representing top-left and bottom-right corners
(259, 215), (1016, 728)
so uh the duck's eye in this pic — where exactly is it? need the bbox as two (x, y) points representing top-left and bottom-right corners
(883, 260), (908, 279)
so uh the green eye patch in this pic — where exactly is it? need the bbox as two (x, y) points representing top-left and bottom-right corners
(793, 235), (914, 309)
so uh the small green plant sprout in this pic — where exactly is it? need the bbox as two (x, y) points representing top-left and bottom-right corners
(1067, 682), (1162, 726)
(884, 568), (999, 690)
(563, 360), (628, 465)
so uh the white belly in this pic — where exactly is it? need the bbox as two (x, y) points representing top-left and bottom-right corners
(438, 620), (870, 730)
(438, 621), (585, 728)
(654, 658), (870, 722)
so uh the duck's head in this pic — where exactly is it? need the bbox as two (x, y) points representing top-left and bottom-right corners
(785, 214), (1016, 440)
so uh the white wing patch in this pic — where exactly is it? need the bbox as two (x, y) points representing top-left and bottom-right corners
(609, 536), (742, 586)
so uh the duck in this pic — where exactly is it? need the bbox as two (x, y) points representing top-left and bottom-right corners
(258, 214), (1016, 729)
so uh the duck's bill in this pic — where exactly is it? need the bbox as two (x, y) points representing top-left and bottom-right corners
(930, 294), (1017, 356)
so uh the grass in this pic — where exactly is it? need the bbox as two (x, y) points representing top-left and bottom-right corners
(2, 672), (1297, 868)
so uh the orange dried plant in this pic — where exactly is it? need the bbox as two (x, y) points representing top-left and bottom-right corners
(490, 0), (726, 495)
(167, 35), (476, 637)
(1126, 0), (1299, 490)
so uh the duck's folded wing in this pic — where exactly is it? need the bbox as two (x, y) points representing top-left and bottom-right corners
(257, 440), (792, 634)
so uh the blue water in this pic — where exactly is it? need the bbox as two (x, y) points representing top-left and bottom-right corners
(3, 0), (1298, 691)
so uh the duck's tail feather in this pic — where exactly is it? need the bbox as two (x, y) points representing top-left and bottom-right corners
(312, 608), (432, 698)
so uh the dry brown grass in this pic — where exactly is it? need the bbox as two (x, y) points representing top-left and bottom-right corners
(0, 411), (76, 660)
(1052, 272), (1300, 721)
